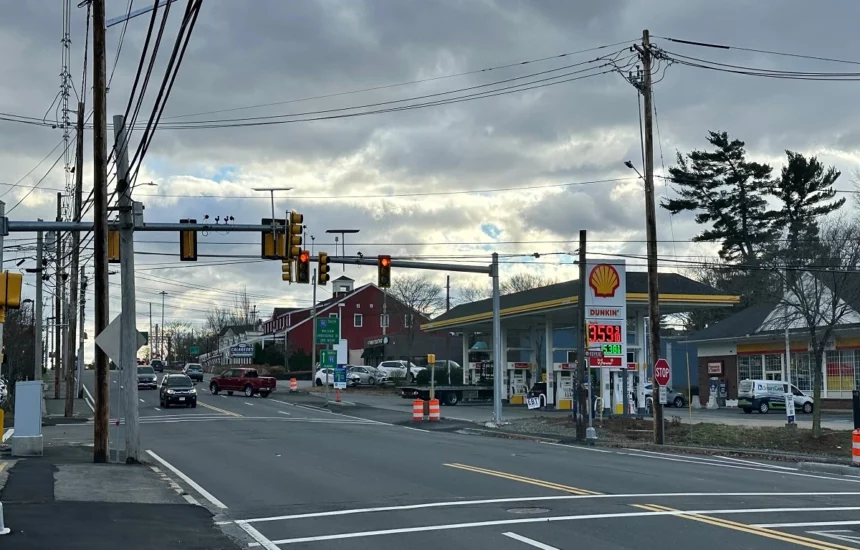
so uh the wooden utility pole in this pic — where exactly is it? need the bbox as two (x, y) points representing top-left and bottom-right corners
(54, 194), (62, 399)
(637, 29), (664, 444)
(92, 0), (110, 463)
(65, 101), (84, 417)
(576, 229), (588, 441)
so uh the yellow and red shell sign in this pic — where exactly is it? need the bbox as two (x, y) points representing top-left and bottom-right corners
(588, 264), (620, 298)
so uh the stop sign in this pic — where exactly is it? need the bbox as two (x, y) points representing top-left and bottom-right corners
(653, 358), (670, 386)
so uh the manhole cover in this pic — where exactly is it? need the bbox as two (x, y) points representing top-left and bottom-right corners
(507, 507), (551, 515)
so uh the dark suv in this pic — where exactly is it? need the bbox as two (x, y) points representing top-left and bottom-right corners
(150, 359), (165, 373)
(159, 374), (197, 408)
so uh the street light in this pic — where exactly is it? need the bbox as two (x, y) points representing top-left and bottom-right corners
(252, 187), (294, 222)
(624, 160), (643, 179)
(326, 229), (360, 272)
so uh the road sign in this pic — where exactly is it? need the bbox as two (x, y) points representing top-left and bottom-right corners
(315, 318), (340, 345)
(658, 385), (668, 405)
(190, 345), (199, 355)
(333, 366), (347, 389)
(654, 358), (670, 386)
(95, 314), (147, 365)
(320, 349), (337, 367)
(230, 343), (254, 358)
(586, 349), (604, 359)
(141, 332), (148, 345)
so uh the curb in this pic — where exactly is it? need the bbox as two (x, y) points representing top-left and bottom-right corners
(798, 462), (860, 478)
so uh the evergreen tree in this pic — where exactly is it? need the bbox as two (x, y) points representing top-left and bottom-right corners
(769, 151), (845, 252)
(663, 131), (775, 263)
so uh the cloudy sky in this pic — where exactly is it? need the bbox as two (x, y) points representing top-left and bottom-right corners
(2, 0), (860, 357)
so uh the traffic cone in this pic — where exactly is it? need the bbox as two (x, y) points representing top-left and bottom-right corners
(0, 501), (10, 535)
(335, 389), (341, 403)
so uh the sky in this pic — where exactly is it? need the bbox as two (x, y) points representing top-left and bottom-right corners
(2, 0), (860, 360)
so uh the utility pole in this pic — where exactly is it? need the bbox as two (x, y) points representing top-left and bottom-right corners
(149, 302), (152, 360)
(77, 273), (86, 398)
(445, 275), (450, 362)
(636, 29), (663, 444)
(35, 227), (43, 381)
(159, 291), (167, 358)
(114, 114), (140, 462)
(0, 200), (4, 379)
(92, 0), (110, 463)
(576, 229), (588, 440)
(491, 253), (503, 425)
(65, 101), (84, 417)
(54, 195), (63, 400)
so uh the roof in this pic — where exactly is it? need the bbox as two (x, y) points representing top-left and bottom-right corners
(333, 275), (354, 282)
(686, 302), (777, 342)
(424, 272), (736, 331)
(269, 307), (301, 320)
(219, 324), (255, 337)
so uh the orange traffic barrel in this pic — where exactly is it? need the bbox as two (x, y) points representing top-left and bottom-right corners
(289, 378), (298, 392)
(428, 399), (440, 421)
(412, 399), (425, 422)
(853, 429), (860, 467)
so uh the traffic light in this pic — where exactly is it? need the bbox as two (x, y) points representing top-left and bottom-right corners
(318, 252), (330, 285)
(287, 210), (303, 260)
(281, 259), (292, 282)
(296, 250), (310, 284)
(377, 255), (391, 288)
(179, 218), (197, 261)
(261, 218), (286, 260)
(0, 271), (23, 308)
(108, 230), (120, 263)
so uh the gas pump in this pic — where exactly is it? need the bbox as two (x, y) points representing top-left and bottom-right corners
(550, 362), (576, 409)
(506, 362), (530, 404)
(466, 349), (492, 385)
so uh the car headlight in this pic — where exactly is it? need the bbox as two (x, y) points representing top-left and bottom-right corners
(190, 388), (197, 394)
(167, 389), (175, 394)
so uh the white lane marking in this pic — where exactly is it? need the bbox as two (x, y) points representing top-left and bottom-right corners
(401, 426), (425, 432)
(145, 450), (227, 510)
(2, 428), (13, 442)
(503, 532), (560, 550)
(755, 521), (860, 528)
(183, 494), (200, 506)
(238, 492), (860, 524)
(714, 455), (797, 470)
(807, 530), (860, 544)
(236, 521), (281, 550)
(139, 399), (145, 403)
(154, 407), (161, 411)
(540, 441), (611, 453)
(249, 506), (860, 546)
(82, 385), (96, 412)
(623, 449), (859, 484)
(277, 411), (291, 415)
(244, 402), (254, 406)
(624, 448), (796, 469)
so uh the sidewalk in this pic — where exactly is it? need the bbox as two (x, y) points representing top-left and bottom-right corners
(0, 444), (240, 549)
(42, 377), (92, 424)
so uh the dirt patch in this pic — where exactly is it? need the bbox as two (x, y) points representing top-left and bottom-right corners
(505, 416), (854, 458)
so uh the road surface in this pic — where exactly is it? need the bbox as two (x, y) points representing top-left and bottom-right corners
(63, 369), (860, 549)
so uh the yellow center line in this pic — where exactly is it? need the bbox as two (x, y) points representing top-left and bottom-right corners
(444, 463), (600, 496)
(634, 504), (856, 550)
(197, 401), (243, 418)
(0, 462), (7, 474)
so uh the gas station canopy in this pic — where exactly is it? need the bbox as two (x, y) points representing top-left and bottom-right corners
(422, 271), (739, 333)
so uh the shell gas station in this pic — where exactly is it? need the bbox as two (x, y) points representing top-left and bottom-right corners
(422, 261), (739, 415)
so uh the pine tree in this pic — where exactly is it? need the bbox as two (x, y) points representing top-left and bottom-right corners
(769, 151), (845, 252)
(663, 131), (775, 263)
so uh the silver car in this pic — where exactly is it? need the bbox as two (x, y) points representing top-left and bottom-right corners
(347, 366), (383, 386)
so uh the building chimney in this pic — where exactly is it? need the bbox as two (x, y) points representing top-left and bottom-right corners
(332, 276), (354, 298)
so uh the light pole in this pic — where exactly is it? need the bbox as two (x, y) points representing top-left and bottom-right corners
(325, 229), (360, 272)
(252, 187), (294, 222)
(159, 291), (167, 359)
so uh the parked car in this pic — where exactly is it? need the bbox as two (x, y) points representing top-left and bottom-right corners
(159, 374), (197, 408)
(183, 363), (204, 382)
(643, 383), (686, 410)
(149, 359), (165, 373)
(347, 365), (382, 386)
(209, 368), (276, 398)
(137, 365), (158, 389)
(737, 379), (814, 414)
(315, 367), (334, 386)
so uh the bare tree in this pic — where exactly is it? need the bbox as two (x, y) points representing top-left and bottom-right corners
(205, 287), (254, 336)
(387, 275), (444, 377)
(455, 281), (492, 305)
(501, 273), (557, 295)
(764, 218), (860, 437)
(205, 306), (231, 335)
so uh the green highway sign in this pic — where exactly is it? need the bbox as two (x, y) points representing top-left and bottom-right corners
(141, 332), (148, 345)
(320, 349), (337, 366)
(190, 345), (199, 355)
(315, 317), (340, 345)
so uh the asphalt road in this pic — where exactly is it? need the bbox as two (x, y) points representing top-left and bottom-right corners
(69, 370), (860, 550)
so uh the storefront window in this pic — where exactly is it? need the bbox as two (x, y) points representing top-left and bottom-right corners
(826, 350), (856, 396)
(790, 352), (813, 393)
(737, 354), (763, 381)
(764, 354), (783, 380)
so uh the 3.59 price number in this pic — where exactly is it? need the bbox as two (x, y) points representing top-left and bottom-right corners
(587, 323), (623, 344)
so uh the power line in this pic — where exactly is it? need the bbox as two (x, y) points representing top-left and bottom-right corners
(655, 35), (860, 67)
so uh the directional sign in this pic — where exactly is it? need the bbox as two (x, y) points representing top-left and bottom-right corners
(141, 332), (148, 345)
(316, 318), (340, 345)
(654, 358), (670, 386)
(319, 349), (337, 367)
(333, 366), (347, 389)
(95, 314), (147, 365)
(190, 345), (199, 355)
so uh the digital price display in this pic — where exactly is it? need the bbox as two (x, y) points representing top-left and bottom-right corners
(601, 343), (623, 356)
(587, 323), (623, 344)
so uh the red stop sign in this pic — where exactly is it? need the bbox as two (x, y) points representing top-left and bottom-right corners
(653, 358), (670, 386)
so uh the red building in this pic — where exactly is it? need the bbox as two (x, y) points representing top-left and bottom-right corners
(262, 276), (430, 365)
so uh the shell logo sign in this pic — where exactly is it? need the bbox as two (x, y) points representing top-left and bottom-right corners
(589, 264), (621, 298)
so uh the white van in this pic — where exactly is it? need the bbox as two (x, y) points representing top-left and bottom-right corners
(737, 379), (814, 414)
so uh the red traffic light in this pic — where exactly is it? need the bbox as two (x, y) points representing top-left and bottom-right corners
(299, 251), (310, 263)
(380, 256), (390, 267)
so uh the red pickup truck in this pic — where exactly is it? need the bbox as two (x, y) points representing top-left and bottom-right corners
(209, 368), (276, 398)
